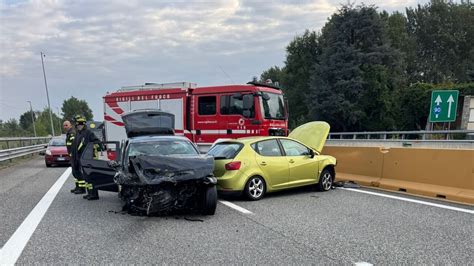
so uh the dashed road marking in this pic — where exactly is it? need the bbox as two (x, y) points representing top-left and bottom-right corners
(341, 187), (474, 214)
(0, 167), (71, 265)
(355, 262), (373, 266)
(219, 200), (253, 214)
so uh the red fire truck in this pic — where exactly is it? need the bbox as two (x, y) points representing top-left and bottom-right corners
(103, 81), (288, 149)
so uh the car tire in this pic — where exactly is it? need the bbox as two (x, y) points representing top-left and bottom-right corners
(201, 186), (217, 215)
(46, 163), (52, 167)
(244, 176), (266, 201)
(316, 168), (333, 192)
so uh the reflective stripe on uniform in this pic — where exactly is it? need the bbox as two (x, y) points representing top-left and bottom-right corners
(78, 139), (84, 151)
(78, 180), (87, 188)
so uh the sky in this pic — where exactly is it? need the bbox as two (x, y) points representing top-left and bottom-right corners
(0, 0), (428, 121)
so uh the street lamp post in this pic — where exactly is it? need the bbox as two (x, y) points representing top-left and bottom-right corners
(40, 51), (55, 136)
(27, 101), (37, 137)
(56, 107), (62, 134)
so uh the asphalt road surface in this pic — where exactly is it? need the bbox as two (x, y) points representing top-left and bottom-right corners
(1, 157), (473, 264)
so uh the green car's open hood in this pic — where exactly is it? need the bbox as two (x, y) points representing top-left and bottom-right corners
(288, 121), (330, 154)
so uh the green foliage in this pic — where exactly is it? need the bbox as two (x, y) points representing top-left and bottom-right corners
(308, 5), (401, 131)
(260, 30), (321, 129)
(19, 110), (36, 130)
(406, 0), (474, 83)
(257, 1), (473, 132)
(61, 96), (93, 121)
(0, 119), (26, 137)
(0, 108), (63, 137)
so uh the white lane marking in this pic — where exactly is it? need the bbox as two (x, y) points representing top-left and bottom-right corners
(340, 187), (474, 214)
(355, 262), (373, 266)
(0, 167), (71, 265)
(219, 200), (253, 214)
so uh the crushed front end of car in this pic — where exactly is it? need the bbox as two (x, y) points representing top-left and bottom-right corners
(115, 154), (217, 216)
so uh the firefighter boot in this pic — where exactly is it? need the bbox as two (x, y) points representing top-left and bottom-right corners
(70, 180), (79, 193)
(83, 188), (99, 200)
(74, 187), (86, 194)
(74, 180), (86, 194)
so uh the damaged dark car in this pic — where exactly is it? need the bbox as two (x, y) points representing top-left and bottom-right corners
(80, 110), (217, 216)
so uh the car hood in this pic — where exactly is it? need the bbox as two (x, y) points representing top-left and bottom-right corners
(48, 146), (67, 154)
(288, 121), (330, 154)
(118, 155), (214, 185)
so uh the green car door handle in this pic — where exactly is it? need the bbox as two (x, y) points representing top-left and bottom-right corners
(289, 159), (295, 163)
(260, 162), (267, 166)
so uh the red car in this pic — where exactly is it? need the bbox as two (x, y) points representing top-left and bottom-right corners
(44, 137), (71, 167)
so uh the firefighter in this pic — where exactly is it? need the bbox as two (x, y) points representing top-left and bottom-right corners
(63, 120), (82, 193)
(71, 115), (100, 200)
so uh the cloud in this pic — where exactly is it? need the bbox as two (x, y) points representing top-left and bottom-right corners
(1, 0), (427, 121)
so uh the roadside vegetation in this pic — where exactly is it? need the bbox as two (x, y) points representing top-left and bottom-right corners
(258, 1), (473, 131)
(0, 96), (93, 137)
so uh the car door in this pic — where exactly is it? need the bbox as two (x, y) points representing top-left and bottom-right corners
(279, 139), (318, 186)
(80, 141), (120, 192)
(253, 139), (289, 189)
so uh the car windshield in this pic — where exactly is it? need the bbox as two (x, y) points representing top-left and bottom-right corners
(49, 139), (65, 146)
(207, 142), (242, 159)
(260, 92), (285, 120)
(127, 140), (198, 157)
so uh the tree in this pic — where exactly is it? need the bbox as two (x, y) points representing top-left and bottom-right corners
(61, 96), (93, 121)
(406, 1), (474, 83)
(19, 110), (36, 131)
(0, 119), (25, 137)
(308, 4), (402, 131)
(35, 108), (62, 136)
(259, 30), (321, 128)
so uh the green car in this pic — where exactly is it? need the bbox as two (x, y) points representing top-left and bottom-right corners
(207, 122), (337, 200)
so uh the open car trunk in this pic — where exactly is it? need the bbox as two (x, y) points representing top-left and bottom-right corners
(122, 110), (175, 138)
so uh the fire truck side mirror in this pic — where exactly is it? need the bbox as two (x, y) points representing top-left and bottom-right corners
(243, 94), (254, 110)
(243, 110), (251, 118)
(261, 93), (271, 101)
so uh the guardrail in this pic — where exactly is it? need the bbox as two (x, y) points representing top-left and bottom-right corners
(0, 137), (51, 162)
(328, 130), (474, 140)
(0, 144), (48, 162)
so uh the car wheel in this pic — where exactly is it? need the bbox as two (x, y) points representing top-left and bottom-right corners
(317, 168), (333, 191)
(244, 176), (266, 200)
(201, 186), (217, 215)
(46, 163), (52, 167)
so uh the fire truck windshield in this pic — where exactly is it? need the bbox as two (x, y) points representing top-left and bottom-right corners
(260, 92), (285, 120)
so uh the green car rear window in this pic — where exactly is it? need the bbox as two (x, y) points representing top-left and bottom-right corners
(207, 143), (243, 159)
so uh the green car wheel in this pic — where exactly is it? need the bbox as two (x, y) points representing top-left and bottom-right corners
(244, 176), (266, 201)
(317, 168), (333, 192)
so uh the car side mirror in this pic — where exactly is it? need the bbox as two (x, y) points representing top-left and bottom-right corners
(309, 149), (315, 158)
(44, 145), (48, 148)
(243, 94), (254, 109)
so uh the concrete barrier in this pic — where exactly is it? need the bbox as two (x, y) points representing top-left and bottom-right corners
(323, 146), (474, 205)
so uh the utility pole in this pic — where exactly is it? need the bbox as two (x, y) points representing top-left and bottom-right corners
(27, 101), (37, 137)
(41, 51), (55, 136)
(56, 107), (62, 134)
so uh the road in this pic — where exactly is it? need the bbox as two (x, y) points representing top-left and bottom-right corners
(1, 157), (473, 264)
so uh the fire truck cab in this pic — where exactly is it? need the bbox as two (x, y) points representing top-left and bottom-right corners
(103, 81), (288, 149)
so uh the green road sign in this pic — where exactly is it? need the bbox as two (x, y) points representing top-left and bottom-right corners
(429, 90), (459, 122)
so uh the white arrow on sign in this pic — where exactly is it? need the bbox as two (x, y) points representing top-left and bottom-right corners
(447, 95), (454, 118)
(435, 95), (442, 118)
